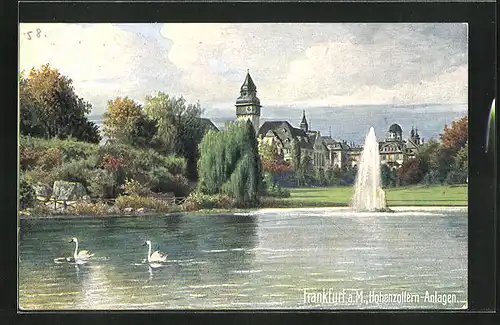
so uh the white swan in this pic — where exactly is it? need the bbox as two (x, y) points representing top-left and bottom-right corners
(143, 240), (168, 263)
(70, 237), (94, 263)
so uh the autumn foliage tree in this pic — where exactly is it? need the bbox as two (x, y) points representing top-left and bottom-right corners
(19, 64), (100, 143)
(440, 115), (468, 151)
(102, 97), (144, 140)
(396, 158), (424, 185)
(258, 140), (291, 174)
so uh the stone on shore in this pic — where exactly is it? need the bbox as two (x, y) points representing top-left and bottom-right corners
(52, 181), (87, 201)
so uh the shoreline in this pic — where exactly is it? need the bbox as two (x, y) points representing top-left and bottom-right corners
(19, 204), (468, 219)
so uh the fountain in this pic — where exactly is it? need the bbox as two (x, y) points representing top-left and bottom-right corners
(352, 127), (393, 212)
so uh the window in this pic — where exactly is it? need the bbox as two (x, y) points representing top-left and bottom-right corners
(283, 128), (287, 133)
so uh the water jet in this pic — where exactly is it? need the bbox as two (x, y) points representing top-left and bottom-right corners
(351, 127), (394, 212)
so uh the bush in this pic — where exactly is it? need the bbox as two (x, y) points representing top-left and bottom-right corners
(19, 176), (36, 210)
(162, 155), (187, 175)
(57, 139), (99, 163)
(121, 178), (152, 197)
(24, 166), (58, 188)
(423, 170), (441, 185)
(115, 195), (173, 213)
(52, 160), (94, 188)
(340, 167), (357, 186)
(69, 201), (115, 216)
(20, 135), (99, 165)
(38, 147), (63, 170)
(183, 192), (236, 211)
(20, 147), (39, 171)
(87, 169), (117, 198)
(263, 173), (290, 198)
(444, 170), (468, 185)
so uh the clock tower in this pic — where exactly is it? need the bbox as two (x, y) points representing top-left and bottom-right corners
(235, 70), (261, 134)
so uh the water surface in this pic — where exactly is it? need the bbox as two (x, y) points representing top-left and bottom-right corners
(19, 207), (467, 309)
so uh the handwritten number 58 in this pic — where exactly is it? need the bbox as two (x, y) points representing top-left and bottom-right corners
(25, 28), (42, 40)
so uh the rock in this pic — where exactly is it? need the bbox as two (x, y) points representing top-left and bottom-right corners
(33, 183), (52, 200)
(136, 208), (145, 214)
(124, 207), (133, 213)
(52, 181), (87, 201)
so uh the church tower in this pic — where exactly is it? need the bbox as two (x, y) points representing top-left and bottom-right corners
(235, 70), (261, 134)
(300, 110), (309, 132)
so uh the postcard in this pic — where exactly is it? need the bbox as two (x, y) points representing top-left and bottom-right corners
(18, 22), (468, 310)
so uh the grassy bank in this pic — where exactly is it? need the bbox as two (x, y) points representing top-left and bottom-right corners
(20, 184), (467, 218)
(279, 184), (467, 207)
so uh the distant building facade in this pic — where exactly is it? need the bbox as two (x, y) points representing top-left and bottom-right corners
(232, 72), (422, 170)
(347, 123), (423, 169)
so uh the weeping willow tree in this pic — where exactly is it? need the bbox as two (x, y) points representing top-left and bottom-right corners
(197, 120), (263, 205)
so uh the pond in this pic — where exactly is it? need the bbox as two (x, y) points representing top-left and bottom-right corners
(18, 207), (467, 310)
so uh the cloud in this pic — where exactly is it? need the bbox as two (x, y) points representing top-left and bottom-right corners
(159, 23), (467, 108)
(19, 23), (182, 113)
(19, 23), (468, 115)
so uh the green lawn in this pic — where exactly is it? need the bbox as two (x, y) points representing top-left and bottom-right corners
(278, 184), (467, 207)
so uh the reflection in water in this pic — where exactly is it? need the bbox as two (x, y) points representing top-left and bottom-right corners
(19, 209), (467, 309)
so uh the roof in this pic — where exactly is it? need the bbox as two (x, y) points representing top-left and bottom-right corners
(291, 127), (307, 137)
(300, 110), (308, 128)
(258, 121), (314, 150)
(197, 118), (219, 131)
(241, 72), (257, 92)
(380, 141), (405, 152)
(258, 121), (293, 136)
(389, 123), (403, 133)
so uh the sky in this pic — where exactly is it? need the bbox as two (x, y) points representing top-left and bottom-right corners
(19, 23), (468, 140)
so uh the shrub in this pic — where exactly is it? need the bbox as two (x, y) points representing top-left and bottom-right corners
(38, 147), (63, 170)
(115, 195), (172, 213)
(121, 178), (152, 197)
(183, 192), (236, 211)
(101, 153), (126, 172)
(24, 166), (58, 188)
(444, 170), (468, 185)
(423, 170), (441, 185)
(20, 147), (39, 171)
(162, 155), (187, 175)
(19, 176), (36, 210)
(57, 139), (99, 163)
(70, 201), (114, 216)
(87, 169), (117, 198)
(52, 160), (94, 187)
(263, 173), (290, 198)
(340, 167), (357, 186)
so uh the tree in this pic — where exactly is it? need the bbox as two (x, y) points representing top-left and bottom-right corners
(396, 158), (424, 186)
(415, 138), (440, 175)
(455, 142), (468, 172)
(381, 164), (396, 188)
(258, 140), (291, 174)
(197, 120), (263, 205)
(296, 152), (312, 187)
(290, 138), (301, 172)
(102, 96), (143, 141)
(19, 64), (101, 143)
(126, 114), (158, 148)
(143, 92), (206, 179)
(440, 115), (468, 151)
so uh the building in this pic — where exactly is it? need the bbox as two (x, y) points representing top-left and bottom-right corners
(232, 71), (422, 171)
(235, 70), (261, 134)
(347, 123), (423, 168)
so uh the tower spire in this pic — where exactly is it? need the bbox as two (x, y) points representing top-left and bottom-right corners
(300, 110), (309, 132)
